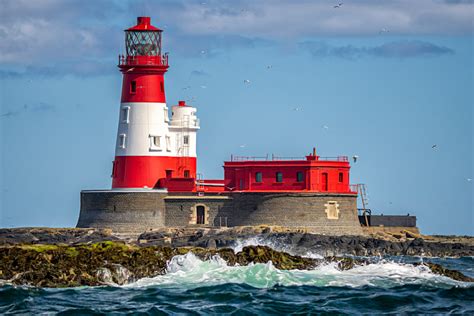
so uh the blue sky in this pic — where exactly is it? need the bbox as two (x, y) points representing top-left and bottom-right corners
(0, 0), (472, 235)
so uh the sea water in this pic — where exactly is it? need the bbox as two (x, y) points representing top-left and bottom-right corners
(1, 244), (473, 314)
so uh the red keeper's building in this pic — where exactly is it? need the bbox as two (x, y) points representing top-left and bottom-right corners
(223, 149), (353, 193)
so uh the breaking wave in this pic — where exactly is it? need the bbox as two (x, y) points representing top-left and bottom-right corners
(128, 252), (472, 290)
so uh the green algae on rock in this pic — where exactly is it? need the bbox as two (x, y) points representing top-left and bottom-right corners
(0, 242), (472, 287)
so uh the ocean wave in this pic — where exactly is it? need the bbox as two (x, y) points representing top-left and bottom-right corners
(127, 252), (472, 290)
(232, 236), (324, 259)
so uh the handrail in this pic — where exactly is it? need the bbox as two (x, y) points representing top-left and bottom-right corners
(230, 155), (349, 162)
(118, 54), (169, 66)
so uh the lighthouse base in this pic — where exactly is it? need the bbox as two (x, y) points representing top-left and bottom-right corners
(77, 191), (363, 235)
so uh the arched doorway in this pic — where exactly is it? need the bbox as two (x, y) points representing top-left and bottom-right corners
(196, 205), (205, 224)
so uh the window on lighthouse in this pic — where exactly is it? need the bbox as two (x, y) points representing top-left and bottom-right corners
(166, 136), (171, 151)
(121, 106), (130, 123)
(183, 135), (189, 145)
(149, 135), (161, 151)
(164, 107), (169, 123)
(119, 134), (126, 149)
(130, 81), (137, 93)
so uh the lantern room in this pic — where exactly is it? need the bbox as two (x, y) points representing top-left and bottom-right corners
(125, 17), (162, 56)
(119, 17), (168, 68)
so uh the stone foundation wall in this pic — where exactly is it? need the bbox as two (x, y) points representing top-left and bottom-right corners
(163, 193), (362, 235)
(77, 191), (167, 233)
(78, 191), (363, 235)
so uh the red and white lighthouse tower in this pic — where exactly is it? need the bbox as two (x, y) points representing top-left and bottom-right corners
(112, 17), (199, 189)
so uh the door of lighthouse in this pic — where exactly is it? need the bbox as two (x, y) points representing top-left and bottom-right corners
(321, 173), (328, 191)
(196, 206), (205, 224)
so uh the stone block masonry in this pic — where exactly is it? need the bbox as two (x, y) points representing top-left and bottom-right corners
(77, 191), (167, 233)
(78, 191), (363, 235)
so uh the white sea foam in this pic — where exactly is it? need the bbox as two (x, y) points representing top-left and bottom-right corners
(232, 236), (324, 259)
(127, 252), (472, 290)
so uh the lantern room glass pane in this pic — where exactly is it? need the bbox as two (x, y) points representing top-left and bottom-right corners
(125, 31), (162, 56)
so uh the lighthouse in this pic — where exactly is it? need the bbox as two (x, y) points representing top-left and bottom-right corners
(78, 15), (370, 236)
(111, 17), (199, 189)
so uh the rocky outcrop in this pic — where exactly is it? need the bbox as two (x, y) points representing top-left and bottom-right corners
(0, 242), (472, 287)
(1, 227), (473, 257)
(137, 229), (474, 258)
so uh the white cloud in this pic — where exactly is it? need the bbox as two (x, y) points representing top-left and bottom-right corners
(0, 0), (470, 76)
(162, 0), (473, 37)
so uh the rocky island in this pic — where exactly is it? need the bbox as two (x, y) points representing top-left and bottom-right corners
(1, 227), (473, 287)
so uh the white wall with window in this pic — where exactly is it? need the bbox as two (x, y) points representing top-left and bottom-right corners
(115, 101), (199, 158)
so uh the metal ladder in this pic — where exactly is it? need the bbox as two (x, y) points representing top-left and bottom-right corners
(196, 173), (204, 196)
(357, 184), (370, 226)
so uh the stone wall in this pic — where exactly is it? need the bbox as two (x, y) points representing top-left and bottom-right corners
(77, 191), (167, 233)
(164, 193), (363, 235)
(78, 191), (363, 235)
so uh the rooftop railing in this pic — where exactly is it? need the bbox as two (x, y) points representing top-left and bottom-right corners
(230, 155), (349, 162)
(169, 118), (200, 128)
(118, 54), (169, 67)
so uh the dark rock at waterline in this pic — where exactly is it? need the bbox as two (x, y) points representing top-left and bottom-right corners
(423, 263), (474, 283)
(145, 231), (474, 258)
(0, 228), (119, 245)
(1, 228), (473, 258)
(0, 242), (472, 288)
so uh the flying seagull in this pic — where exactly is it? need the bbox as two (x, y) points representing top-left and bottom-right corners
(333, 3), (343, 8)
(239, 144), (246, 148)
(244, 79), (251, 84)
(431, 144), (438, 149)
(379, 28), (390, 34)
(352, 155), (359, 163)
(293, 107), (302, 111)
(322, 125), (329, 130)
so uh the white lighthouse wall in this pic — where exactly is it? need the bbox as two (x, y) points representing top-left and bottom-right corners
(115, 102), (198, 158)
(169, 105), (199, 157)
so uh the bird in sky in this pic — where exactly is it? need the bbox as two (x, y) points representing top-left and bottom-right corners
(266, 65), (273, 69)
(293, 107), (302, 111)
(432, 144), (438, 149)
(379, 28), (390, 34)
(244, 79), (251, 84)
(352, 155), (359, 163)
(467, 178), (472, 182)
(200, 85), (207, 89)
(322, 125), (329, 129)
(334, 3), (343, 8)
(239, 144), (246, 148)
(200, 50), (206, 54)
